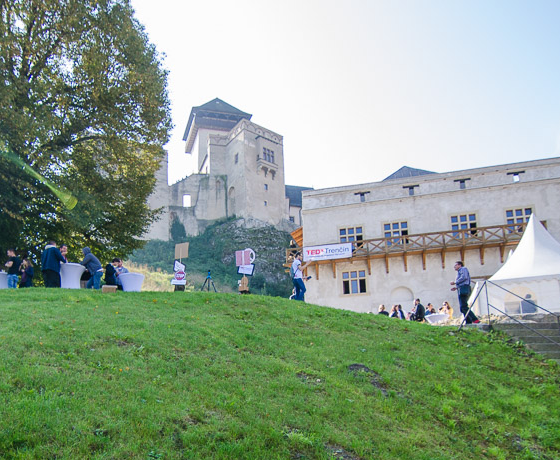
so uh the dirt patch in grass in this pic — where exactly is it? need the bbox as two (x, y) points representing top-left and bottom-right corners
(325, 443), (361, 459)
(348, 363), (388, 396)
(296, 371), (323, 385)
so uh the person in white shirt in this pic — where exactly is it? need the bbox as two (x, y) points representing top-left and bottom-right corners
(291, 252), (311, 301)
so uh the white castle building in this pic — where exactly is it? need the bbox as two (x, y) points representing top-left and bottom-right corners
(145, 99), (311, 240)
(295, 157), (560, 314)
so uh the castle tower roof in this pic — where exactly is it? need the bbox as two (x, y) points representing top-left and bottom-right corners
(182, 98), (252, 153)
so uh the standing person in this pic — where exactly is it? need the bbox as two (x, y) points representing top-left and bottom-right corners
(290, 252), (311, 301)
(41, 241), (66, 288)
(80, 247), (103, 289)
(114, 258), (129, 290)
(19, 258), (34, 288)
(4, 249), (21, 288)
(60, 244), (69, 263)
(451, 261), (480, 324)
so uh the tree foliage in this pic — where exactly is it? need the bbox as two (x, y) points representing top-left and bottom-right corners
(0, 0), (172, 265)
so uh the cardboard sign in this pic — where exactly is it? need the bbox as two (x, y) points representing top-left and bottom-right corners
(174, 242), (189, 260)
(235, 248), (255, 266)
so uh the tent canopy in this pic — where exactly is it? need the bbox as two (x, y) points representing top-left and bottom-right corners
(490, 214), (560, 281)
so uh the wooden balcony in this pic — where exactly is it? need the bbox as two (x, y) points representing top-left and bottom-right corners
(286, 223), (531, 276)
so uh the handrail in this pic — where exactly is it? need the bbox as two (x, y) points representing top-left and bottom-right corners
(457, 280), (560, 349)
(486, 280), (559, 320)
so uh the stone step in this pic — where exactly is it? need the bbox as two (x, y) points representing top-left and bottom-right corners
(526, 343), (560, 353)
(493, 327), (560, 338)
(532, 350), (560, 360)
(493, 322), (560, 331)
(517, 335), (560, 344)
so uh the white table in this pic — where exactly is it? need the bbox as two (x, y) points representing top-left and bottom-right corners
(60, 263), (86, 289)
(119, 272), (144, 292)
(425, 313), (449, 324)
(0, 272), (7, 289)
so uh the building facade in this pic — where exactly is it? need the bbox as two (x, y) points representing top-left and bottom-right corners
(145, 99), (309, 240)
(298, 157), (560, 314)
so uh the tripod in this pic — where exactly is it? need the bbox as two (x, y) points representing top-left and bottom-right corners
(201, 270), (217, 292)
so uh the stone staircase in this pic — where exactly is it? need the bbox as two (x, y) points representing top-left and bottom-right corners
(491, 314), (560, 363)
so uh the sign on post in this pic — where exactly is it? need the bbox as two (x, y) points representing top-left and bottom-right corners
(171, 259), (187, 286)
(235, 248), (255, 266)
(175, 242), (189, 260)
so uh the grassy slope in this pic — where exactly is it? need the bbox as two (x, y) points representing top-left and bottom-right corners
(0, 289), (559, 460)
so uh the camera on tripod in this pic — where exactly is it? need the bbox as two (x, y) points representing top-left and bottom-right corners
(201, 269), (217, 292)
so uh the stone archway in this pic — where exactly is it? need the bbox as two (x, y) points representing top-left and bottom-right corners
(390, 286), (414, 309)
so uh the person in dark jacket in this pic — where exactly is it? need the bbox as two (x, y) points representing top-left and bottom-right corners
(104, 261), (117, 286)
(80, 247), (103, 289)
(410, 298), (426, 322)
(41, 241), (66, 288)
(19, 258), (34, 288)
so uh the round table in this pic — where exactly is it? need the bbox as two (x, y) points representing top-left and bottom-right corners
(119, 272), (145, 292)
(60, 263), (86, 289)
(0, 272), (7, 289)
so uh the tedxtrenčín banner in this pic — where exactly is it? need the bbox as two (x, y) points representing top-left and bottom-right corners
(303, 243), (353, 262)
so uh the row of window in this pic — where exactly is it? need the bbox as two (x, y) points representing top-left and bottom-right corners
(372, 171), (527, 198)
(261, 147), (275, 164)
(236, 147), (277, 165)
(339, 208), (533, 243)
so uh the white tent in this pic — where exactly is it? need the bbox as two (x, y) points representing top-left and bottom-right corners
(479, 215), (560, 315)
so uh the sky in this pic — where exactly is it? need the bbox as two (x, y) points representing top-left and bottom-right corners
(131, 0), (560, 189)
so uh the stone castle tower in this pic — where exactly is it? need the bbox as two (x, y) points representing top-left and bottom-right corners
(145, 98), (308, 240)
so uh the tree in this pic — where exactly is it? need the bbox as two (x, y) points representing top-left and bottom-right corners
(170, 215), (187, 243)
(0, 0), (172, 265)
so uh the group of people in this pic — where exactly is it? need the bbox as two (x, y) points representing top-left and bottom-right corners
(4, 249), (34, 288)
(375, 261), (480, 325)
(377, 299), (454, 321)
(4, 243), (128, 290)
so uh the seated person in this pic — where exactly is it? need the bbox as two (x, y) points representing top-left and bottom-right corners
(410, 298), (425, 322)
(440, 301), (454, 318)
(113, 258), (129, 290)
(105, 262), (117, 286)
(377, 304), (389, 316)
(425, 303), (436, 315)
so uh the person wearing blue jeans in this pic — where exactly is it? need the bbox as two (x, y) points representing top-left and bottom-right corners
(80, 247), (103, 290)
(5, 249), (21, 289)
(291, 252), (311, 301)
(451, 261), (480, 324)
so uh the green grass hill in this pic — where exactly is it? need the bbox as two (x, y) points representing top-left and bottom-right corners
(1, 289), (559, 459)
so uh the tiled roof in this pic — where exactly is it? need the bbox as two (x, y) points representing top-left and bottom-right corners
(194, 98), (252, 118)
(285, 185), (313, 207)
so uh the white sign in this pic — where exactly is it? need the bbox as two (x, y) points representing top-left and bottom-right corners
(237, 264), (255, 276)
(303, 243), (353, 262)
(171, 270), (187, 285)
(174, 260), (186, 272)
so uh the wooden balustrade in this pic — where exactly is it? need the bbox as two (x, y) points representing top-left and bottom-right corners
(286, 223), (529, 275)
